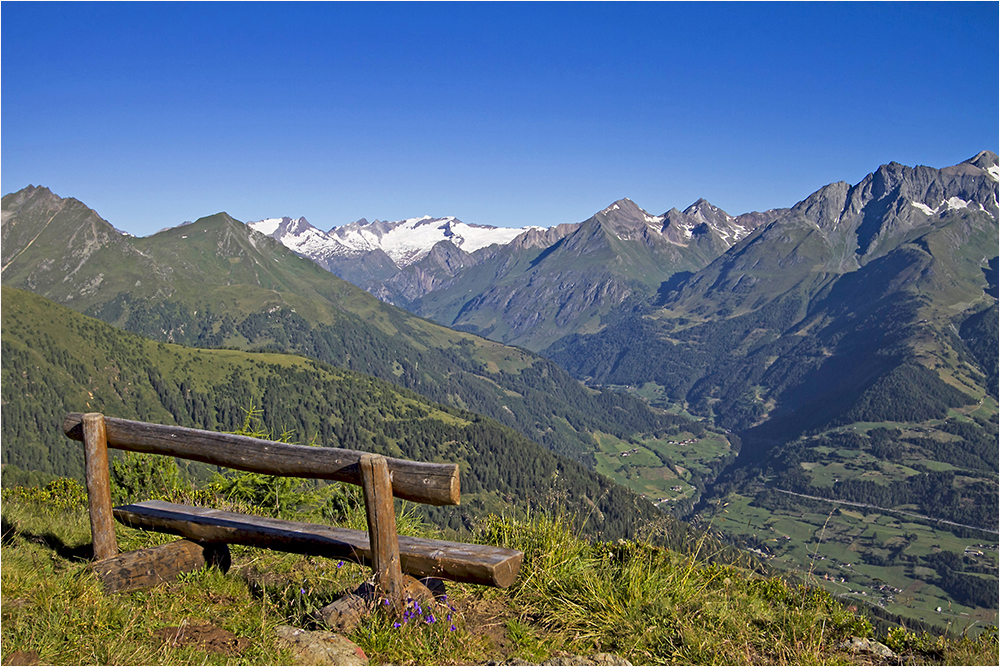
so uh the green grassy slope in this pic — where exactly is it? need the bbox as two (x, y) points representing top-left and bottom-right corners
(3, 484), (996, 665)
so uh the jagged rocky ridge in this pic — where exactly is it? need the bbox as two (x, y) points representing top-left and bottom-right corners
(547, 151), (999, 442)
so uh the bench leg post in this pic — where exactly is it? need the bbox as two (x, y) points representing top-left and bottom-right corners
(83, 413), (118, 561)
(359, 453), (404, 612)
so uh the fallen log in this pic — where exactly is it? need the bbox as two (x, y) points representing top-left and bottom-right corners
(89, 539), (230, 593)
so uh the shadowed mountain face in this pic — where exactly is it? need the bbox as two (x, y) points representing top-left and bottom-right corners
(544, 152), (998, 442)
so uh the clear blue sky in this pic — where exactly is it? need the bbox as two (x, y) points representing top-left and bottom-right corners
(3, 2), (997, 236)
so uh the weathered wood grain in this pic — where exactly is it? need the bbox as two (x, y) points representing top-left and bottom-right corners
(89, 539), (231, 593)
(114, 500), (522, 588)
(360, 454), (404, 609)
(64, 412), (460, 506)
(83, 413), (118, 561)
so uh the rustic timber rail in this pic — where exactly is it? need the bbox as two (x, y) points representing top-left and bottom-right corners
(63, 412), (522, 600)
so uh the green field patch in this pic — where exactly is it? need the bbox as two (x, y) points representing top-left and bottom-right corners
(640, 432), (731, 475)
(858, 469), (892, 484)
(878, 462), (921, 479)
(970, 395), (998, 420)
(639, 466), (678, 482)
(591, 432), (700, 503)
(713, 490), (998, 632)
(806, 462), (849, 488)
(914, 459), (959, 472)
(835, 448), (863, 459)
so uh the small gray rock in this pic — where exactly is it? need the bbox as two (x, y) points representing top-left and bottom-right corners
(276, 625), (368, 666)
(839, 636), (897, 659)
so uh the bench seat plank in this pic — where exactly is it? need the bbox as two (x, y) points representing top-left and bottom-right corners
(113, 500), (522, 589)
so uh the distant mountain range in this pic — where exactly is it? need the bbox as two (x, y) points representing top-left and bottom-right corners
(248, 152), (998, 439)
(548, 151), (998, 441)
(0, 185), (695, 470)
(251, 214), (536, 268)
(4, 151), (994, 450)
(249, 196), (765, 351)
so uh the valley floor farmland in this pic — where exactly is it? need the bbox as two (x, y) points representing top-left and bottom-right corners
(595, 381), (999, 636)
(715, 491), (998, 636)
(592, 428), (734, 510)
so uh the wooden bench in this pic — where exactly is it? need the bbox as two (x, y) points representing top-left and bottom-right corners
(63, 412), (522, 602)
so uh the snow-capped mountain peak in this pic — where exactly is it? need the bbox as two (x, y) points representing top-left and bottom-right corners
(248, 216), (355, 260)
(328, 215), (549, 267)
(251, 214), (544, 269)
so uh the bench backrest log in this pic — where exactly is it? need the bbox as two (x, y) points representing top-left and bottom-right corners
(63, 413), (460, 505)
(63, 412), (468, 602)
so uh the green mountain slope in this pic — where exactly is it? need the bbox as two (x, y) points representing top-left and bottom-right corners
(399, 198), (755, 351)
(0, 187), (692, 468)
(1, 286), (688, 544)
(546, 154), (999, 442)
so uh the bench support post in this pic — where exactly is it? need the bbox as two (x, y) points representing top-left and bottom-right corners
(359, 453), (404, 611)
(83, 413), (118, 561)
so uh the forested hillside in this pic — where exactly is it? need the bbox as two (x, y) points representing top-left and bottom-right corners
(1, 286), (692, 545)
